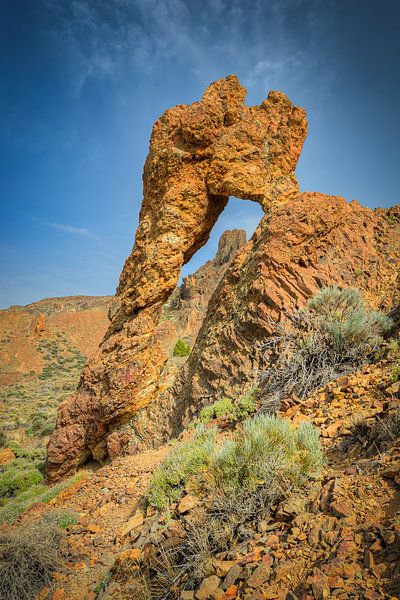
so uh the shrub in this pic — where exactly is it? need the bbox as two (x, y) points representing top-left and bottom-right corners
(260, 286), (392, 408)
(143, 415), (324, 594)
(199, 393), (256, 423)
(392, 362), (400, 382)
(0, 520), (66, 600)
(43, 509), (79, 530)
(173, 339), (190, 357)
(207, 415), (324, 505)
(147, 427), (215, 509)
(0, 472), (85, 524)
(0, 455), (46, 499)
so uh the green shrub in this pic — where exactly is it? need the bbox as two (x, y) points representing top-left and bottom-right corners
(142, 415), (325, 594)
(173, 339), (190, 357)
(199, 393), (256, 423)
(43, 509), (79, 530)
(0, 472), (85, 524)
(0, 460), (44, 497)
(392, 362), (400, 382)
(147, 427), (216, 509)
(261, 286), (393, 408)
(207, 415), (324, 500)
(0, 430), (6, 448)
(0, 519), (66, 600)
(306, 286), (392, 355)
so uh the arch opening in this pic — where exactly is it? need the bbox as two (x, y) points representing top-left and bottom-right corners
(180, 197), (265, 282)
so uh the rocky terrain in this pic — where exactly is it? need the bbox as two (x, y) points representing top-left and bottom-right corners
(0, 75), (399, 600)
(20, 348), (399, 600)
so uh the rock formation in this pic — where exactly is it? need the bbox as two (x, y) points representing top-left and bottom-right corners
(46, 75), (308, 480)
(121, 195), (400, 450)
(46, 75), (400, 481)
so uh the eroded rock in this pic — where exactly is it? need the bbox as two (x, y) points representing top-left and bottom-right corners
(46, 75), (308, 480)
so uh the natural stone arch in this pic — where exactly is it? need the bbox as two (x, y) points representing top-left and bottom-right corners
(46, 75), (308, 480)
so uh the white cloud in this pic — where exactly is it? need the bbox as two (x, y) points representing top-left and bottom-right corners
(48, 222), (100, 240)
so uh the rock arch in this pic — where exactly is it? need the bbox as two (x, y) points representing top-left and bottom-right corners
(46, 75), (308, 480)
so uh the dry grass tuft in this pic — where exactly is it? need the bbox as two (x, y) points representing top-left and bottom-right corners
(0, 520), (66, 600)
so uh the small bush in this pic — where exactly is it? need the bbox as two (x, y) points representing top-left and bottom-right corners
(173, 339), (190, 357)
(199, 393), (256, 423)
(392, 362), (400, 382)
(0, 472), (85, 524)
(43, 509), (79, 530)
(260, 286), (392, 408)
(143, 415), (324, 594)
(147, 427), (215, 509)
(0, 464), (43, 498)
(207, 415), (324, 502)
(0, 520), (66, 600)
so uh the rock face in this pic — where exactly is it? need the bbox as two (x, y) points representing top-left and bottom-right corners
(120, 195), (400, 449)
(168, 194), (400, 427)
(46, 75), (308, 480)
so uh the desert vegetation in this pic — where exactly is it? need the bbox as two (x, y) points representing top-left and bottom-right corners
(260, 286), (392, 411)
(142, 415), (324, 594)
(172, 339), (191, 357)
(0, 510), (77, 600)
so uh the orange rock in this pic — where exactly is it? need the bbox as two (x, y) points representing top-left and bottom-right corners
(0, 447), (16, 466)
(178, 494), (199, 514)
(45, 73), (400, 482)
(52, 590), (67, 600)
(115, 548), (142, 565)
(117, 510), (144, 537)
(87, 523), (102, 533)
(46, 74), (308, 481)
(221, 586), (238, 599)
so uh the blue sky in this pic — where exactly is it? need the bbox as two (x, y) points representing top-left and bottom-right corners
(1, 0), (399, 308)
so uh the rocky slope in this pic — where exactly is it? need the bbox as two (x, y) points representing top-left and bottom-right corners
(0, 296), (111, 449)
(12, 343), (399, 600)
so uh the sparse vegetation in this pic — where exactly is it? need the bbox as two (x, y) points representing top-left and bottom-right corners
(144, 414), (324, 594)
(0, 519), (67, 600)
(172, 339), (190, 357)
(0, 471), (86, 524)
(198, 391), (256, 423)
(260, 286), (392, 409)
(146, 427), (216, 509)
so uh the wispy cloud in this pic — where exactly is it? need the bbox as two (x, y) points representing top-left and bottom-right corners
(47, 222), (100, 240)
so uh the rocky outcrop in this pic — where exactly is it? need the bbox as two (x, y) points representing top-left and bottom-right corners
(122, 196), (400, 449)
(46, 75), (308, 480)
